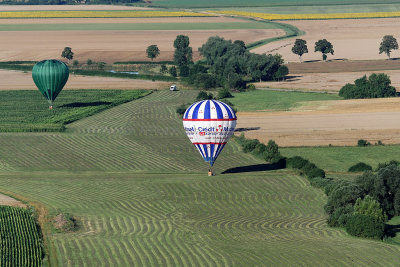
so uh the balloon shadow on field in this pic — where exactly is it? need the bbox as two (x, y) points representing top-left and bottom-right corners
(60, 101), (112, 108)
(221, 160), (286, 174)
(235, 127), (260, 132)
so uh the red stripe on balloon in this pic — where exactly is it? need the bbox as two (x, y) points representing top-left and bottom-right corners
(182, 118), (236, 121)
(192, 142), (227, 145)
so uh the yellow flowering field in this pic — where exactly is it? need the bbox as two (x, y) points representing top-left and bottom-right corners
(0, 10), (213, 18)
(215, 10), (400, 20)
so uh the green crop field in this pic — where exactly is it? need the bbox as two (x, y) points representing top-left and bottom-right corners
(0, 206), (43, 266)
(230, 90), (341, 112)
(281, 145), (400, 173)
(0, 90), (150, 132)
(1, 90), (400, 265)
(0, 22), (278, 31)
(150, 0), (400, 8)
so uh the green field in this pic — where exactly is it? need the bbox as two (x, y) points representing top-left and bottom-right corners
(150, 0), (400, 8)
(0, 22), (279, 31)
(0, 206), (43, 266)
(230, 90), (342, 112)
(0, 90), (150, 132)
(1, 90), (400, 265)
(281, 145), (400, 173)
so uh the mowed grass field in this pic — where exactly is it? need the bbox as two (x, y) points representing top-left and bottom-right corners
(1, 90), (400, 265)
(230, 90), (342, 112)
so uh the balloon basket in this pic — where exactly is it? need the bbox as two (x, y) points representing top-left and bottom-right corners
(208, 168), (214, 176)
(49, 105), (53, 110)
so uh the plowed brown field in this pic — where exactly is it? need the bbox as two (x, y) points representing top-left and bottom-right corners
(237, 98), (400, 147)
(253, 18), (400, 63)
(0, 70), (169, 90)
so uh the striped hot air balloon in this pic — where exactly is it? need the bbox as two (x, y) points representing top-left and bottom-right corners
(32, 59), (69, 109)
(183, 100), (237, 170)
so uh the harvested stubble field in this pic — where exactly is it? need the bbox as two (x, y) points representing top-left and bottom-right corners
(237, 96), (400, 147)
(0, 16), (283, 63)
(253, 18), (400, 62)
(1, 91), (400, 265)
(258, 69), (400, 92)
(0, 69), (170, 90)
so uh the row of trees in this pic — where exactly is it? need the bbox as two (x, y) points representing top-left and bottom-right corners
(292, 35), (400, 62)
(292, 38), (334, 61)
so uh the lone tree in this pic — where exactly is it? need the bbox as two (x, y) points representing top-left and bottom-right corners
(146, 44), (160, 61)
(173, 35), (193, 77)
(292, 39), (308, 62)
(379, 35), (398, 59)
(314, 39), (334, 61)
(61, 47), (74, 62)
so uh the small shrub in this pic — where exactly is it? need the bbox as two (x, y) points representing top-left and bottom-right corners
(87, 59), (93, 65)
(306, 167), (326, 179)
(286, 156), (309, 169)
(309, 176), (333, 189)
(242, 139), (260, 153)
(160, 64), (168, 74)
(348, 162), (373, 172)
(263, 140), (282, 163)
(246, 84), (256, 91)
(72, 60), (79, 67)
(357, 139), (371, 147)
(196, 91), (213, 101)
(218, 88), (233, 99)
(345, 214), (385, 239)
(169, 66), (177, 77)
(252, 143), (267, 156)
(176, 104), (188, 117)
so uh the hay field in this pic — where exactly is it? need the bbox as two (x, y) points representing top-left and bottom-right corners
(237, 97), (400, 147)
(257, 69), (400, 92)
(1, 91), (400, 265)
(0, 69), (170, 90)
(253, 18), (400, 62)
(0, 16), (284, 63)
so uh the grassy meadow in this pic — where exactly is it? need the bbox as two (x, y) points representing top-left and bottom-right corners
(281, 145), (400, 173)
(230, 90), (342, 112)
(1, 90), (400, 265)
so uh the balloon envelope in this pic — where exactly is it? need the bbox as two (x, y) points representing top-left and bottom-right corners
(32, 59), (69, 106)
(183, 99), (237, 166)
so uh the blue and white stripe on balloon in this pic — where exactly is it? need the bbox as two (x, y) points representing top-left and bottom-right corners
(183, 99), (237, 166)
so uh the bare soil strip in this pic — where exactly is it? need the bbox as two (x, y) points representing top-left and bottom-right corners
(0, 29), (283, 63)
(237, 98), (400, 147)
(253, 18), (400, 62)
(0, 70), (170, 90)
(256, 69), (400, 92)
(287, 60), (400, 74)
(0, 17), (245, 25)
(0, 5), (153, 11)
(0, 193), (26, 208)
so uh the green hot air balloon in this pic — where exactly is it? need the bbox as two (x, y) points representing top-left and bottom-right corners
(32, 59), (69, 109)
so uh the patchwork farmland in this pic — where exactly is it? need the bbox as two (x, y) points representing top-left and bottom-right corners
(2, 2), (400, 266)
(1, 91), (400, 265)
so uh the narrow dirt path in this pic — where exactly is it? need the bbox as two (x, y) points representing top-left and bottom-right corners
(0, 193), (26, 208)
